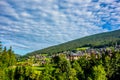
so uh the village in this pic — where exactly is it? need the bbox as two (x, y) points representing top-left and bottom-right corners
(27, 44), (120, 66)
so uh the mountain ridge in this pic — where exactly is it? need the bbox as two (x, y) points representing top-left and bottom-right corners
(25, 29), (120, 56)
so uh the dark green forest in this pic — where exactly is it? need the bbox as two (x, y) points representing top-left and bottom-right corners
(26, 29), (120, 56)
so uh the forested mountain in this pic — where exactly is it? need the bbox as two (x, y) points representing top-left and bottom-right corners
(26, 29), (120, 56)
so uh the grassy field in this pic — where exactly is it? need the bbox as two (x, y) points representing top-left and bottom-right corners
(33, 66), (45, 71)
(76, 47), (90, 51)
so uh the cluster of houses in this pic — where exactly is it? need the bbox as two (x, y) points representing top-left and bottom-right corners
(30, 44), (120, 66)
(66, 45), (120, 60)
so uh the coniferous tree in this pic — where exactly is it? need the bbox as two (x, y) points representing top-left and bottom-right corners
(7, 46), (16, 66)
(72, 61), (85, 79)
(91, 65), (107, 80)
(0, 41), (2, 54)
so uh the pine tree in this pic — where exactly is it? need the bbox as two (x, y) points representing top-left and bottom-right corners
(0, 41), (2, 54)
(72, 61), (85, 79)
(7, 46), (16, 66)
(91, 65), (107, 80)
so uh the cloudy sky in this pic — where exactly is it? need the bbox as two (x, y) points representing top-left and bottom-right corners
(0, 0), (120, 55)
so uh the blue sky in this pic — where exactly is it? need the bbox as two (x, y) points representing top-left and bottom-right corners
(0, 0), (120, 55)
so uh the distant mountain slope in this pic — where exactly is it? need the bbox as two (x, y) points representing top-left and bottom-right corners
(25, 29), (120, 56)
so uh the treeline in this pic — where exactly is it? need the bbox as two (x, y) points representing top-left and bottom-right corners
(0, 41), (16, 79)
(3, 49), (120, 80)
(26, 29), (120, 56)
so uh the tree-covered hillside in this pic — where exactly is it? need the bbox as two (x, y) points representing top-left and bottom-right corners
(26, 29), (120, 56)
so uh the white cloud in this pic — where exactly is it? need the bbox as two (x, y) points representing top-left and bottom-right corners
(0, 0), (19, 19)
(0, 0), (120, 54)
(20, 12), (32, 18)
